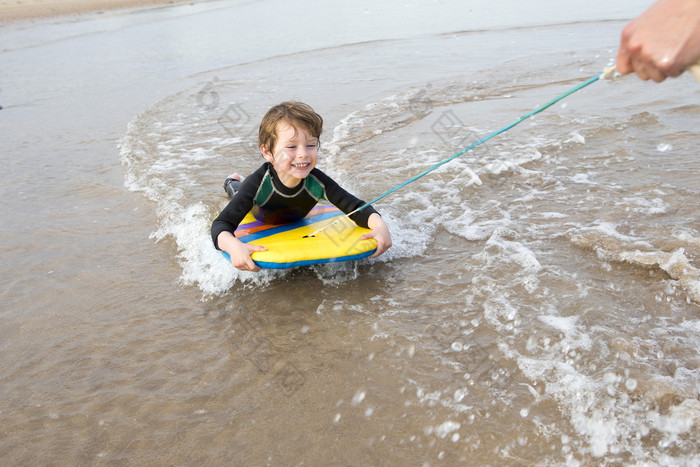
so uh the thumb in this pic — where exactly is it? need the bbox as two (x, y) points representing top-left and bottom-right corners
(360, 230), (374, 241)
(248, 243), (268, 252)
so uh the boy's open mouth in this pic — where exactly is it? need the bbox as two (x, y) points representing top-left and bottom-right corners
(292, 162), (310, 168)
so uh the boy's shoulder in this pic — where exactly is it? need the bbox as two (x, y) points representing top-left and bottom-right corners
(308, 166), (330, 181)
(235, 163), (270, 196)
(245, 163), (271, 183)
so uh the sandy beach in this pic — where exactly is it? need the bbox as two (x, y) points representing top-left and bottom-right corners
(0, 0), (198, 22)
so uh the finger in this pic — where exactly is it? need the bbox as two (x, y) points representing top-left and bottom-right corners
(361, 231), (378, 257)
(369, 240), (387, 258)
(246, 257), (261, 271)
(633, 59), (651, 81)
(631, 55), (669, 82)
(641, 57), (668, 82)
(645, 65), (667, 82)
(231, 255), (261, 272)
(238, 261), (261, 272)
(246, 252), (263, 271)
(616, 49), (633, 75)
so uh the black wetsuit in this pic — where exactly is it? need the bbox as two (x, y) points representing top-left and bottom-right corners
(211, 162), (378, 250)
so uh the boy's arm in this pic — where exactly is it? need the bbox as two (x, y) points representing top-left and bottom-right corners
(312, 169), (392, 258)
(311, 169), (378, 228)
(211, 164), (269, 271)
(211, 164), (266, 250)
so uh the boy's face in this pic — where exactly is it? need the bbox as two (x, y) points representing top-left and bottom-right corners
(261, 121), (319, 188)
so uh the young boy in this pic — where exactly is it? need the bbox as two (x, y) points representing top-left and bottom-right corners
(211, 101), (392, 272)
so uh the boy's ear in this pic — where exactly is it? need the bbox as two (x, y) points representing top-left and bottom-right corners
(260, 145), (274, 163)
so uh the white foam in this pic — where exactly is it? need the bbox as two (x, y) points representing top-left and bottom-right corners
(444, 208), (512, 242)
(569, 173), (597, 185)
(680, 319), (700, 333)
(351, 388), (366, 406)
(566, 131), (586, 144)
(152, 201), (283, 296)
(618, 196), (667, 215)
(592, 221), (646, 244)
(538, 315), (592, 351)
(619, 248), (700, 303)
(485, 228), (542, 274)
(479, 148), (543, 176)
(648, 399), (700, 440)
(538, 212), (569, 219)
(427, 420), (461, 439)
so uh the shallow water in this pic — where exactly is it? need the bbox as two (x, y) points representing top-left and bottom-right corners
(2, 0), (699, 465)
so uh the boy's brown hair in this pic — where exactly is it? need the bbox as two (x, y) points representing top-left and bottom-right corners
(258, 101), (323, 155)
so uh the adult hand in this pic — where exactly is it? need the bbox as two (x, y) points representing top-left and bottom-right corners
(616, 0), (700, 82)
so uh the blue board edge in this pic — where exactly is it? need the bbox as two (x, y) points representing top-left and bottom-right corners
(220, 248), (377, 269)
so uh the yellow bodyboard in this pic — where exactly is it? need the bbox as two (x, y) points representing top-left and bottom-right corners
(225, 205), (377, 269)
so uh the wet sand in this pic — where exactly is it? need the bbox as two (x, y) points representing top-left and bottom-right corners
(0, 0), (203, 22)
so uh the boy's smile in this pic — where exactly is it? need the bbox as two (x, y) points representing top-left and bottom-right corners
(261, 121), (319, 188)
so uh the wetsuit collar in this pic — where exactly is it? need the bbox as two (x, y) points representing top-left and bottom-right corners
(268, 163), (305, 196)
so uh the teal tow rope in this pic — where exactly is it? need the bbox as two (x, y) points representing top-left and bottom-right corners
(307, 69), (611, 238)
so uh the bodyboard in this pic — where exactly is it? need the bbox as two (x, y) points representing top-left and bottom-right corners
(222, 204), (377, 269)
